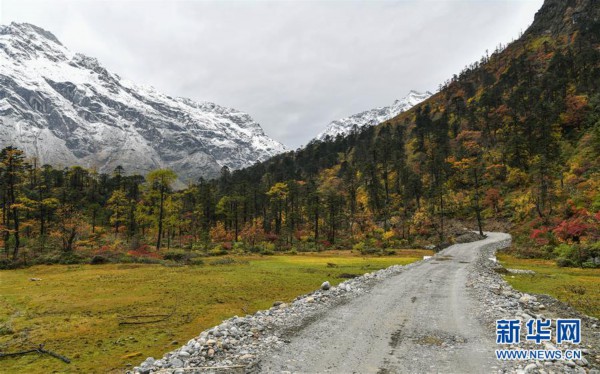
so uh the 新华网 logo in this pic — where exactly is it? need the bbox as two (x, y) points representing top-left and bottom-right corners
(495, 318), (582, 361)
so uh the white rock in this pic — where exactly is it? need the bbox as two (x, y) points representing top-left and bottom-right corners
(519, 294), (536, 304)
(524, 363), (538, 373)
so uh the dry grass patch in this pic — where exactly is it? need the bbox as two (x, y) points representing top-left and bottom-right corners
(497, 253), (600, 319)
(0, 249), (430, 373)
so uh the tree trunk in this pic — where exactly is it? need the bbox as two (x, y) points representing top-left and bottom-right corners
(156, 185), (165, 250)
(473, 168), (484, 236)
(314, 196), (319, 242)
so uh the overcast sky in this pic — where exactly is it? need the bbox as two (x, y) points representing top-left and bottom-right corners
(1, 0), (543, 148)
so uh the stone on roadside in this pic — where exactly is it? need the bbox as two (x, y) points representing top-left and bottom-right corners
(170, 358), (183, 368)
(518, 294), (536, 304)
(321, 281), (331, 290)
(143, 357), (155, 365)
(524, 363), (538, 373)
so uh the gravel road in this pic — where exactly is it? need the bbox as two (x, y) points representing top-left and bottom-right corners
(257, 233), (510, 373)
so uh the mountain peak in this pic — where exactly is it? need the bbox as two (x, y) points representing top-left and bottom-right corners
(1, 22), (70, 63)
(525, 0), (599, 38)
(315, 90), (432, 142)
(3, 22), (63, 46)
(0, 22), (286, 183)
(407, 89), (432, 97)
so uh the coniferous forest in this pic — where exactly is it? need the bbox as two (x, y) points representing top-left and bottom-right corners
(2, 2), (600, 270)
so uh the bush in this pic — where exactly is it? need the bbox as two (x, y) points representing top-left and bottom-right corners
(352, 242), (365, 252)
(129, 256), (161, 264)
(354, 241), (379, 255)
(90, 255), (110, 265)
(208, 246), (228, 256)
(553, 244), (575, 259)
(191, 242), (210, 252)
(581, 261), (599, 269)
(163, 250), (189, 262)
(0, 259), (20, 270)
(248, 246), (262, 253)
(556, 257), (576, 267)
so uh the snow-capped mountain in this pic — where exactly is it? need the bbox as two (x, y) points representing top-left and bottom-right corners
(315, 90), (432, 141)
(0, 22), (286, 182)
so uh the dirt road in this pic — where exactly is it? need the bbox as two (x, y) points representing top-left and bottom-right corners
(257, 233), (511, 373)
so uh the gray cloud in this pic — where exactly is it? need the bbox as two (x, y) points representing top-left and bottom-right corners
(0, 0), (543, 148)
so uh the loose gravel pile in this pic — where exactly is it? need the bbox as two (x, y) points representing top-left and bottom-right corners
(132, 235), (599, 374)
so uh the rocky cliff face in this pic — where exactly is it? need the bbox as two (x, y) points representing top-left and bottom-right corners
(0, 22), (286, 182)
(525, 0), (599, 38)
(314, 90), (432, 142)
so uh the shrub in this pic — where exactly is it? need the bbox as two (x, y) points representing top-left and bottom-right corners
(127, 245), (161, 259)
(248, 246), (262, 253)
(361, 247), (379, 255)
(163, 250), (189, 262)
(582, 261), (599, 269)
(90, 255), (110, 265)
(130, 256), (161, 264)
(556, 258), (576, 267)
(354, 241), (379, 255)
(208, 246), (228, 256)
(0, 259), (19, 270)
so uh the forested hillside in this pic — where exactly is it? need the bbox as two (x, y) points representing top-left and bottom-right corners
(1, 0), (599, 267)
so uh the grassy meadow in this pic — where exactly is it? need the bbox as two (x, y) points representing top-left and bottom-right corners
(498, 253), (600, 319)
(0, 250), (429, 373)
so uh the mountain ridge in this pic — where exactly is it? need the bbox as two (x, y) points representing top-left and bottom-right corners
(314, 90), (432, 142)
(0, 22), (286, 182)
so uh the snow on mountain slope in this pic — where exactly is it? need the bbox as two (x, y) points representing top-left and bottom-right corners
(315, 90), (432, 141)
(0, 22), (286, 182)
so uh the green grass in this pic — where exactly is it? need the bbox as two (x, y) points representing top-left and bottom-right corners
(498, 253), (600, 319)
(0, 250), (429, 373)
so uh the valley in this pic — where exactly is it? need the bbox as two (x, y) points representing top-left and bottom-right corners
(1, 0), (600, 372)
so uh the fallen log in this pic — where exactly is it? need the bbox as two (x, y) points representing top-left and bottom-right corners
(0, 344), (70, 364)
